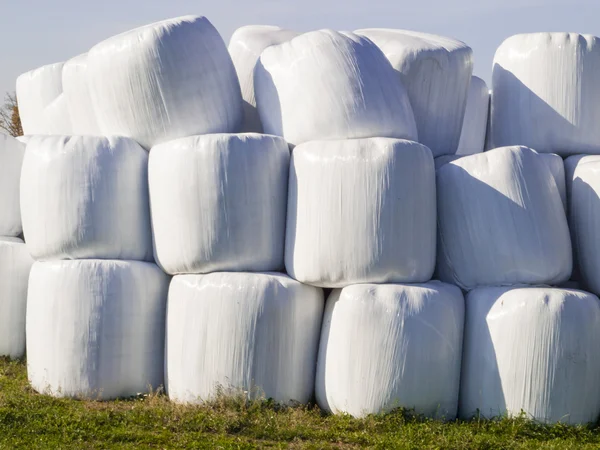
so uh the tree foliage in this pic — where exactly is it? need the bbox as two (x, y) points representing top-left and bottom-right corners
(0, 92), (23, 137)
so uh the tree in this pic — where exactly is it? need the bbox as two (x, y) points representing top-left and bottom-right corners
(0, 92), (23, 137)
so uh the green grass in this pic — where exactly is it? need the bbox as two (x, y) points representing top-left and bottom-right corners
(0, 358), (599, 449)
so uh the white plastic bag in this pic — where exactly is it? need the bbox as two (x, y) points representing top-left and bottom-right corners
(166, 272), (324, 405)
(255, 30), (417, 146)
(228, 26), (298, 132)
(0, 237), (33, 359)
(356, 28), (473, 156)
(460, 286), (600, 424)
(62, 53), (101, 135)
(26, 260), (169, 400)
(88, 15), (243, 149)
(286, 137), (436, 287)
(316, 281), (464, 418)
(21, 136), (152, 261)
(149, 133), (289, 274)
(437, 146), (571, 289)
(491, 33), (600, 154)
(0, 134), (25, 236)
(456, 76), (489, 156)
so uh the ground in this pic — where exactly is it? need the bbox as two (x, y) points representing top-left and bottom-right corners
(0, 358), (599, 449)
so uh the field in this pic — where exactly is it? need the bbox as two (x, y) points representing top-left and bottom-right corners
(0, 358), (598, 449)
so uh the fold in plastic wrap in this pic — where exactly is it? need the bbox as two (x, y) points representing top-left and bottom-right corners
(568, 156), (600, 295)
(228, 26), (298, 132)
(62, 53), (101, 135)
(149, 133), (289, 274)
(491, 33), (600, 155)
(460, 286), (600, 424)
(286, 138), (435, 288)
(456, 76), (489, 156)
(27, 260), (169, 400)
(88, 16), (243, 149)
(0, 135), (25, 236)
(255, 30), (417, 146)
(16, 62), (72, 135)
(355, 29), (473, 157)
(21, 136), (152, 261)
(166, 272), (324, 404)
(437, 146), (571, 289)
(0, 237), (33, 359)
(316, 282), (464, 418)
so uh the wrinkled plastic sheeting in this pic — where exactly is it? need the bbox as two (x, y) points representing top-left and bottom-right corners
(228, 26), (298, 132)
(16, 62), (72, 135)
(539, 153), (566, 212)
(316, 282), (464, 419)
(437, 146), (572, 290)
(460, 286), (600, 424)
(568, 156), (600, 296)
(149, 133), (289, 274)
(63, 53), (101, 135)
(255, 30), (417, 146)
(0, 237), (33, 359)
(286, 138), (436, 288)
(355, 28), (473, 157)
(21, 136), (152, 261)
(27, 260), (169, 400)
(88, 16), (243, 149)
(166, 272), (324, 405)
(456, 76), (489, 156)
(491, 33), (600, 155)
(0, 135), (25, 236)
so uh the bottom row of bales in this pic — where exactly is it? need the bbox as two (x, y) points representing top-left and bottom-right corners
(21, 260), (600, 424)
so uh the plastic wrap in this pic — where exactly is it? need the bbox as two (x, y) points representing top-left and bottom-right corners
(62, 53), (101, 135)
(0, 237), (34, 359)
(539, 153), (566, 211)
(434, 155), (460, 171)
(460, 286), (600, 424)
(255, 30), (417, 146)
(491, 33), (600, 155)
(564, 155), (587, 281)
(88, 15), (243, 149)
(166, 272), (323, 404)
(286, 138), (435, 288)
(149, 133), (289, 274)
(568, 156), (600, 295)
(26, 260), (168, 399)
(437, 146), (571, 289)
(0, 134), (25, 236)
(316, 282), (464, 418)
(16, 62), (72, 135)
(456, 76), (489, 156)
(355, 28), (473, 157)
(228, 26), (298, 132)
(20, 136), (152, 261)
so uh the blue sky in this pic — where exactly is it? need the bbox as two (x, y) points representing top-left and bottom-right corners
(2, 0), (600, 96)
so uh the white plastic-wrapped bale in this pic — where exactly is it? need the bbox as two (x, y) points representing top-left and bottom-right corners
(26, 260), (169, 400)
(316, 282), (464, 419)
(88, 16), (243, 149)
(437, 146), (571, 290)
(456, 76), (489, 156)
(491, 33), (600, 155)
(460, 286), (600, 424)
(21, 136), (152, 261)
(62, 53), (101, 135)
(568, 156), (600, 296)
(16, 62), (72, 135)
(286, 138), (436, 288)
(228, 25), (298, 132)
(0, 237), (34, 359)
(0, 134), (25, 236)
(255, 30), (417, 146)
(355, 28), (473, 157)
(166, 272), (323, 404)
(539, 153), (566, 211)
(149, 133), (289, 274)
